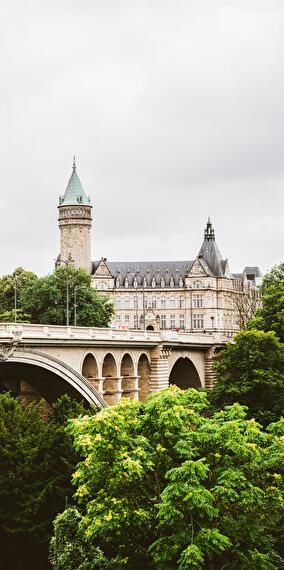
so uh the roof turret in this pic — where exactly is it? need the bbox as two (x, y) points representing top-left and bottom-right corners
(197, 219), (225, 277)
(59, 157), (91, 206)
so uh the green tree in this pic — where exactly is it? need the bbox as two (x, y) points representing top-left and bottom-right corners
(0, 393), (94, 570)
(248, 262), (284, 342)
(0, 266), (36, 318)
(50, 507), (110, 570)
(209, 329), (284, 426)
(19, 266), (114, 327)
(51, 387), (284, 569)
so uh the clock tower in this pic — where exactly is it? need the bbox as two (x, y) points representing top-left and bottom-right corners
(57, 158), (92, 272)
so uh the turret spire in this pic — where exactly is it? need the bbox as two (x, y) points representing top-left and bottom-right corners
(73, 155), (76, 172)
(204, 218), (215, 241)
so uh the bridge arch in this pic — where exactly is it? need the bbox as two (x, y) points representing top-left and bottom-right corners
(0, 349), (106, 407)
(120, 353), (136, 400)
(169, 357), (201, 390)
(138, 353), (151, 401)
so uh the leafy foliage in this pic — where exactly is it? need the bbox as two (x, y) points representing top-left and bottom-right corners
(248, 262), (284, 342)
(19, 266), (114, 327)
(0, 393), (93, 570)
(51, 387), (284, 569)
(209, 329), (284, 425)
(0, 266), (36, 319)
(50, 507), (110, 570)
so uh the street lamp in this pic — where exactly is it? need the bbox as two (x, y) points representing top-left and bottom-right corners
(59, 257), (74, 326)
(14, 277), (18, 324)
(73, 286), (87, 326)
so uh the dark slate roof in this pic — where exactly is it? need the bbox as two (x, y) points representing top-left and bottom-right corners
(243, 266), (262, 277)
(92, 260), (194, 287)
(198, 239), (224, 277)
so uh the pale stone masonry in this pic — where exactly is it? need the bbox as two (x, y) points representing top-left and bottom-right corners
(57, 160), (262, 334)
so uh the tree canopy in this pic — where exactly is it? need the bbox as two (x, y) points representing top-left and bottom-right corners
(0, 393), (94, 570)
(209, 329), (284, 426)
(19, 266), (114, 327)
(248, 262), (284, 342)
(50, 387), (284, 570)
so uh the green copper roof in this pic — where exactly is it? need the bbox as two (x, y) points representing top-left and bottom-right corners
(59, 158), (91, 206)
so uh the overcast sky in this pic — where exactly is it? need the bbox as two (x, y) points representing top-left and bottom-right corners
(1, 0), (283, 277)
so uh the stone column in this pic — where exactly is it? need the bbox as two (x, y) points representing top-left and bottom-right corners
(103, 376), (123, 405)
(204, 347), (217, 390)
(149, 346), (171, 393)
(87, 376), (104, 395)
(121, 376), (139, 400)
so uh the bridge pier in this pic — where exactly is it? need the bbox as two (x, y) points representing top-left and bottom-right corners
(103, 376), (123, 405)
(204, 348), (217, 390)
(149, 346), (171, 393)
(121, 375), (139, 400)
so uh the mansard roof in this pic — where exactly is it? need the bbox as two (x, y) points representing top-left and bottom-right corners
(92, 260), (194, 287)
(59, 157), (91, 207)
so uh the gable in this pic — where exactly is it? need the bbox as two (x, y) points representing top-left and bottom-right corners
(93, 258), (113, 278)
(188, 258), (209, 277)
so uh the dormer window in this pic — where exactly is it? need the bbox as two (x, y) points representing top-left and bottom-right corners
(125, 277), (129, 288)
(116, 277), (120, 288)
(170, 276), (175, 287)
(152, 277), (156, 288)
(133, 277), (138, 288)
(179, 276), (183, 288)
(143, 276), (147, 287)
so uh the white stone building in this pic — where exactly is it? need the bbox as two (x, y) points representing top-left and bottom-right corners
(57, 160), (261, 332)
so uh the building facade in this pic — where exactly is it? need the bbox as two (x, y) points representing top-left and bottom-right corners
(58, 161), (261, 332)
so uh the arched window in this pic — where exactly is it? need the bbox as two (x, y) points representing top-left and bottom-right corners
(125, 277), (129, 288)
(161, 276), (165, 288)
(99, 281), (107, 290)
(170, 276), (175, 288)
(193, 281), (202, 289)
(152, 276), (156, 288)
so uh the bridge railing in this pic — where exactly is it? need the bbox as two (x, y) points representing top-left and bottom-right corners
(0, 323), (235, 345)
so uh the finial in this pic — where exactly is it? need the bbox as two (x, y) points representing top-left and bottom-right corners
(72, 156), (76, 172)
(204, 217), (215, 240)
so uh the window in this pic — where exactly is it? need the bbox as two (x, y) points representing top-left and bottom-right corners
(125, 315), (130, 324)
(161, 297), (166, 309)
(133, 277), (138, 287)
(193, 314), (204, 329)
(193, 294), (203, 308)
(170, 314), (176, 329)
(170, 276), (175, 287)
(179, 276), (183, 288)
(99, 281), (107, 290)
(143, 277), (147, 287)
(152, 277), (156, 288)
(115, 297), (121, 309)
(116, 277), (120, 288)
(134, 315), (139, 329)
(179, 314), (185, 330)
(161, 276), (165, 288)
(143, 297), (148, 309)
(116, 315), (121, 322)
(124, 277), (129, 288)
(192, 281), (202, 289)
(161, 315), (167, 329)
(170, 296), (175, 309)
(152, 296), (157, 309)
(124, 297), (130, 309)
(134, 296), (138, 309)
(179, 295), (185, 309)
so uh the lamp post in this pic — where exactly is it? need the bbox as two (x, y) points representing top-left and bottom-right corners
(73, 286), (87, 326)
(14, 278), (17, 324)
(59, 257), (74, 326)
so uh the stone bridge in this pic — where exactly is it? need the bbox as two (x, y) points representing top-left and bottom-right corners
(0, 324), (233, 408)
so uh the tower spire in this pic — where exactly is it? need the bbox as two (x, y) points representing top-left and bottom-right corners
(204, 217), (215, 240)
(73, 155), (76, 172)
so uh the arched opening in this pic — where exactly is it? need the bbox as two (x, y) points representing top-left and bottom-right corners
(120, 353), (136, 400)
(169, 357), (201, 390)
(102, 353), (118, 405)
(138, 353), (151, 401)
(146, 325), (154, 331)
(82, 353), (100, 393)
(0, 354), (105, 411)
